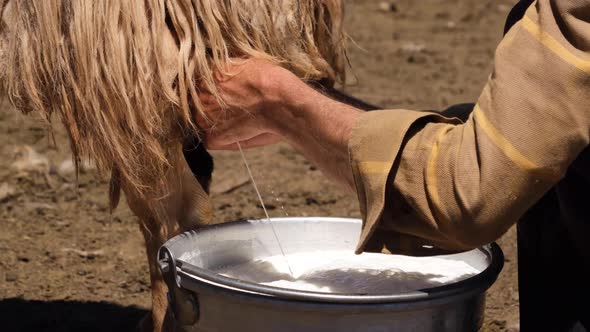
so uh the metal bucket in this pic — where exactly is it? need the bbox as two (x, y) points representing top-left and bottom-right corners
(159, 217), (504, 332)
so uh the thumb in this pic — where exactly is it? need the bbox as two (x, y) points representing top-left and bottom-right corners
(205, 113), (267, 148)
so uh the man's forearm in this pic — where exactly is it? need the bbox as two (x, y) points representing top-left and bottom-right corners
(269, 79), (364, 191)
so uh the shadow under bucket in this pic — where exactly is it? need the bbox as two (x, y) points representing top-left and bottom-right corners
(159, 217), (503, 332)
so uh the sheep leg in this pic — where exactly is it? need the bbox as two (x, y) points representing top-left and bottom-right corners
(128, 144), (214, 332)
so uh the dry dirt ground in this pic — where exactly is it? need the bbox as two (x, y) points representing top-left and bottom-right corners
(0, 0), (520, 331)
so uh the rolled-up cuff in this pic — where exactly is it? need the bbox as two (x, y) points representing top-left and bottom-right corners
(348, 109), (455, 254)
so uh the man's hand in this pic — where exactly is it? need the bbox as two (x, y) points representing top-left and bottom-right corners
(197, 59), (296, 150)
(197, 58), (364, 191)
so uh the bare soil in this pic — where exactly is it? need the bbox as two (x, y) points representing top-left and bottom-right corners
(0, 0), (520, 331)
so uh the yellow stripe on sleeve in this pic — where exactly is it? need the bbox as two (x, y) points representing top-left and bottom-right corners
(474, 105), (538, 170)
(473, 105), (557, 180)
(521, 15), (590, 74)
(426, 126), (452, 226)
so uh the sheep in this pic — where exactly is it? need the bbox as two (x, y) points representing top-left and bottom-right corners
(0, 0), (346, 330)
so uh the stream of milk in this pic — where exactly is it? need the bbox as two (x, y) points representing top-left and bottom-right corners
(237, 142), (294, 277)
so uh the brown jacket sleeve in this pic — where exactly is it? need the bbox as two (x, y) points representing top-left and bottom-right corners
(350, 0), (590, 254)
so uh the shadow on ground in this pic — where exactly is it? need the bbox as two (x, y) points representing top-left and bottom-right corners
(0, 298), (148, 332)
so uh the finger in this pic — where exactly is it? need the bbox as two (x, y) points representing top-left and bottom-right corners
(197, 89), (220, 108)
(193, 86), (218, 123)
(205, 114), (266, 148)
(237, 133), (282, 149)
(206, 133), (281, 151)
(194, 105), (224, 129)
(200, 94), (216, 108)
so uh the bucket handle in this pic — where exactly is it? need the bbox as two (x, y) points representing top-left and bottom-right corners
(158, 246), (200, 327)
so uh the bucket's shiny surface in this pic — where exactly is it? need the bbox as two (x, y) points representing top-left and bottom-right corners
(159, 217), (503, 332)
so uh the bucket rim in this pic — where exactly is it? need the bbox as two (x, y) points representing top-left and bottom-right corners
(160, 217), (504, 304)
